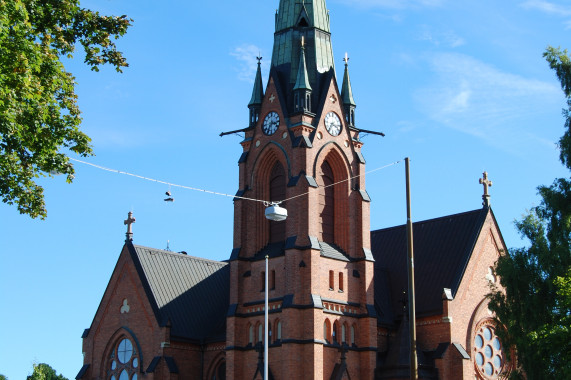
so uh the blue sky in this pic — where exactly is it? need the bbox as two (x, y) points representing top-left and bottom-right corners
(0, 0), (570, 378)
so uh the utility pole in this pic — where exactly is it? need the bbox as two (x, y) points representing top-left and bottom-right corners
(405, 157), (418, 380)
(265, 255), (269, 379)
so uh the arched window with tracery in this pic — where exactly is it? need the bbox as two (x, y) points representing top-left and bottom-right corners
(106, 336), (140, 380)
(210, 359), (226, 380)
(269, 162), (286, 243)
(473, 321), (510, 379)
(318, 160), (335, 243)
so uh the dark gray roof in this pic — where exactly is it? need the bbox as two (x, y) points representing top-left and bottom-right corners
(371, 208), (491, 324)
(128, 243), (229, 342)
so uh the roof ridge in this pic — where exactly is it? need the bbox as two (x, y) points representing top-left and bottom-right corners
(371, 208), (485, 234)
(132, 244), (227, 266)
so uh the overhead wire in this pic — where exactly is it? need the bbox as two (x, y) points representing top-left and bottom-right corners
(68, 157), (402, 205)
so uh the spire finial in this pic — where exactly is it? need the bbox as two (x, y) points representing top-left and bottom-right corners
(479, 171), (493, 207)
(256, 55), (262, 65)
(124, 211), (136, 241)
(344, 52), (349, 65)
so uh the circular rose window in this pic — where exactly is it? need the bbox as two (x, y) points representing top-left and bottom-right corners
(108, 337), (139, 380)
(474, 324), (506, 379)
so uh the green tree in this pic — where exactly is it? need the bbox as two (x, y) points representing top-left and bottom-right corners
(27, 364), (68, 380)
(0, 0), (131, 219)
(489, 47), (571, 379)
(0, 374), (8, 380)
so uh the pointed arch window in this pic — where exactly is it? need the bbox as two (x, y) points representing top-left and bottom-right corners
(333, 321), (339, 344)
(107, 337), (139, 380)
(324, 319), (332, 344)
(210, 359), (226, 380)
(350, 325), (356, 346)
(249, 324), (254, 345)
(269, 162), (286, 243)
(318, 160), (334, 243)
(329, 270), (334, 290)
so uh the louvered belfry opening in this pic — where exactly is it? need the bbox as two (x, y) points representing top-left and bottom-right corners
(319, 160), (335, 243)
(269, 162), (286, 243)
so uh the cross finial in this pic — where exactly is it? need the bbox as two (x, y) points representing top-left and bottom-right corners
(124, 211), (136, 241)
(479, 171), (493, 208)
(344, 52), (349, 65)
(256, 56), (262, 65)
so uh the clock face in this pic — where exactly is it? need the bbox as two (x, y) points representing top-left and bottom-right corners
(263, 112), (280, 135)
(324, 112), (341, 136)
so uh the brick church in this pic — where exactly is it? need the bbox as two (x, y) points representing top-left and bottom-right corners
(77, 1), (510, 379)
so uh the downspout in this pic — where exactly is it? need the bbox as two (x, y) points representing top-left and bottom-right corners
(200, 339), (205, 379)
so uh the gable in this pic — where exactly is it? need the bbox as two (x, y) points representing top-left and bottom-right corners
(371, 208), (491, 323)
(87, 244), (158, 341)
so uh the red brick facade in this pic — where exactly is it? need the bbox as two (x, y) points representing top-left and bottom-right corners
(79, 1), (511, 378)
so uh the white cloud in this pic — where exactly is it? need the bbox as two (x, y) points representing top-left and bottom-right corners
(520, 0), (571, 16)
(230, 44), (270, 83)
(520, 0), (571, 28)
(414, 53), (561, 154)
(417, 26), (465, 48)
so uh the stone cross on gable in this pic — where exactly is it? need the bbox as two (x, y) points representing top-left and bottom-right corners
(124, 211), (136, 241)
(479, 172), (493, 208)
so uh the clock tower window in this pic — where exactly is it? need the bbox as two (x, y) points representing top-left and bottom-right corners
(269, 162), (286, 243)
(319, 160), (335, 243)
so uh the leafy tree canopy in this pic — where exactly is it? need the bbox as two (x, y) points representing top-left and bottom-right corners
(27, 363), (68, 380)
(0, 0), (131, 219)
(489, 47), (571, 379)
(0, 374), (7, 380)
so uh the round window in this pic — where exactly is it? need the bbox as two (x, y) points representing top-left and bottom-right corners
(117, 339), (133, 363)
(473, 323), (507, 379)
(108, 337), (139, 380)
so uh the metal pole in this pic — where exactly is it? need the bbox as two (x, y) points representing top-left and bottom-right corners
(265, 255), (269, 379)
(405, 158), (418, 380)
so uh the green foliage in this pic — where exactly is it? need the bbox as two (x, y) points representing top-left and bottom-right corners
(0, 374), (7, 380)
(489, 46), (571, 379)
(27, 364), (68, 380)
(0, 0), (131, 219)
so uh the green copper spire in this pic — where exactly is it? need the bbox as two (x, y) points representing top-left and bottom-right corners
(341, 53), (355, 106)
(341, 53), (356, 126)
(275, 0), (330, 33)
(271, 0), (335, 100)
(248, 57), (264, 126)
(249, 57), (264, 106)
(293, 38), (312, 91)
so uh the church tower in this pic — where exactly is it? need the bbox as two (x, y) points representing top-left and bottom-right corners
(226, 1), (377, 378)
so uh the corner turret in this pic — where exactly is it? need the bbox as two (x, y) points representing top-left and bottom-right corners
(293, 37), (313, 114)
(248, 57), (265, 127)
(341, 53), (356, 127)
